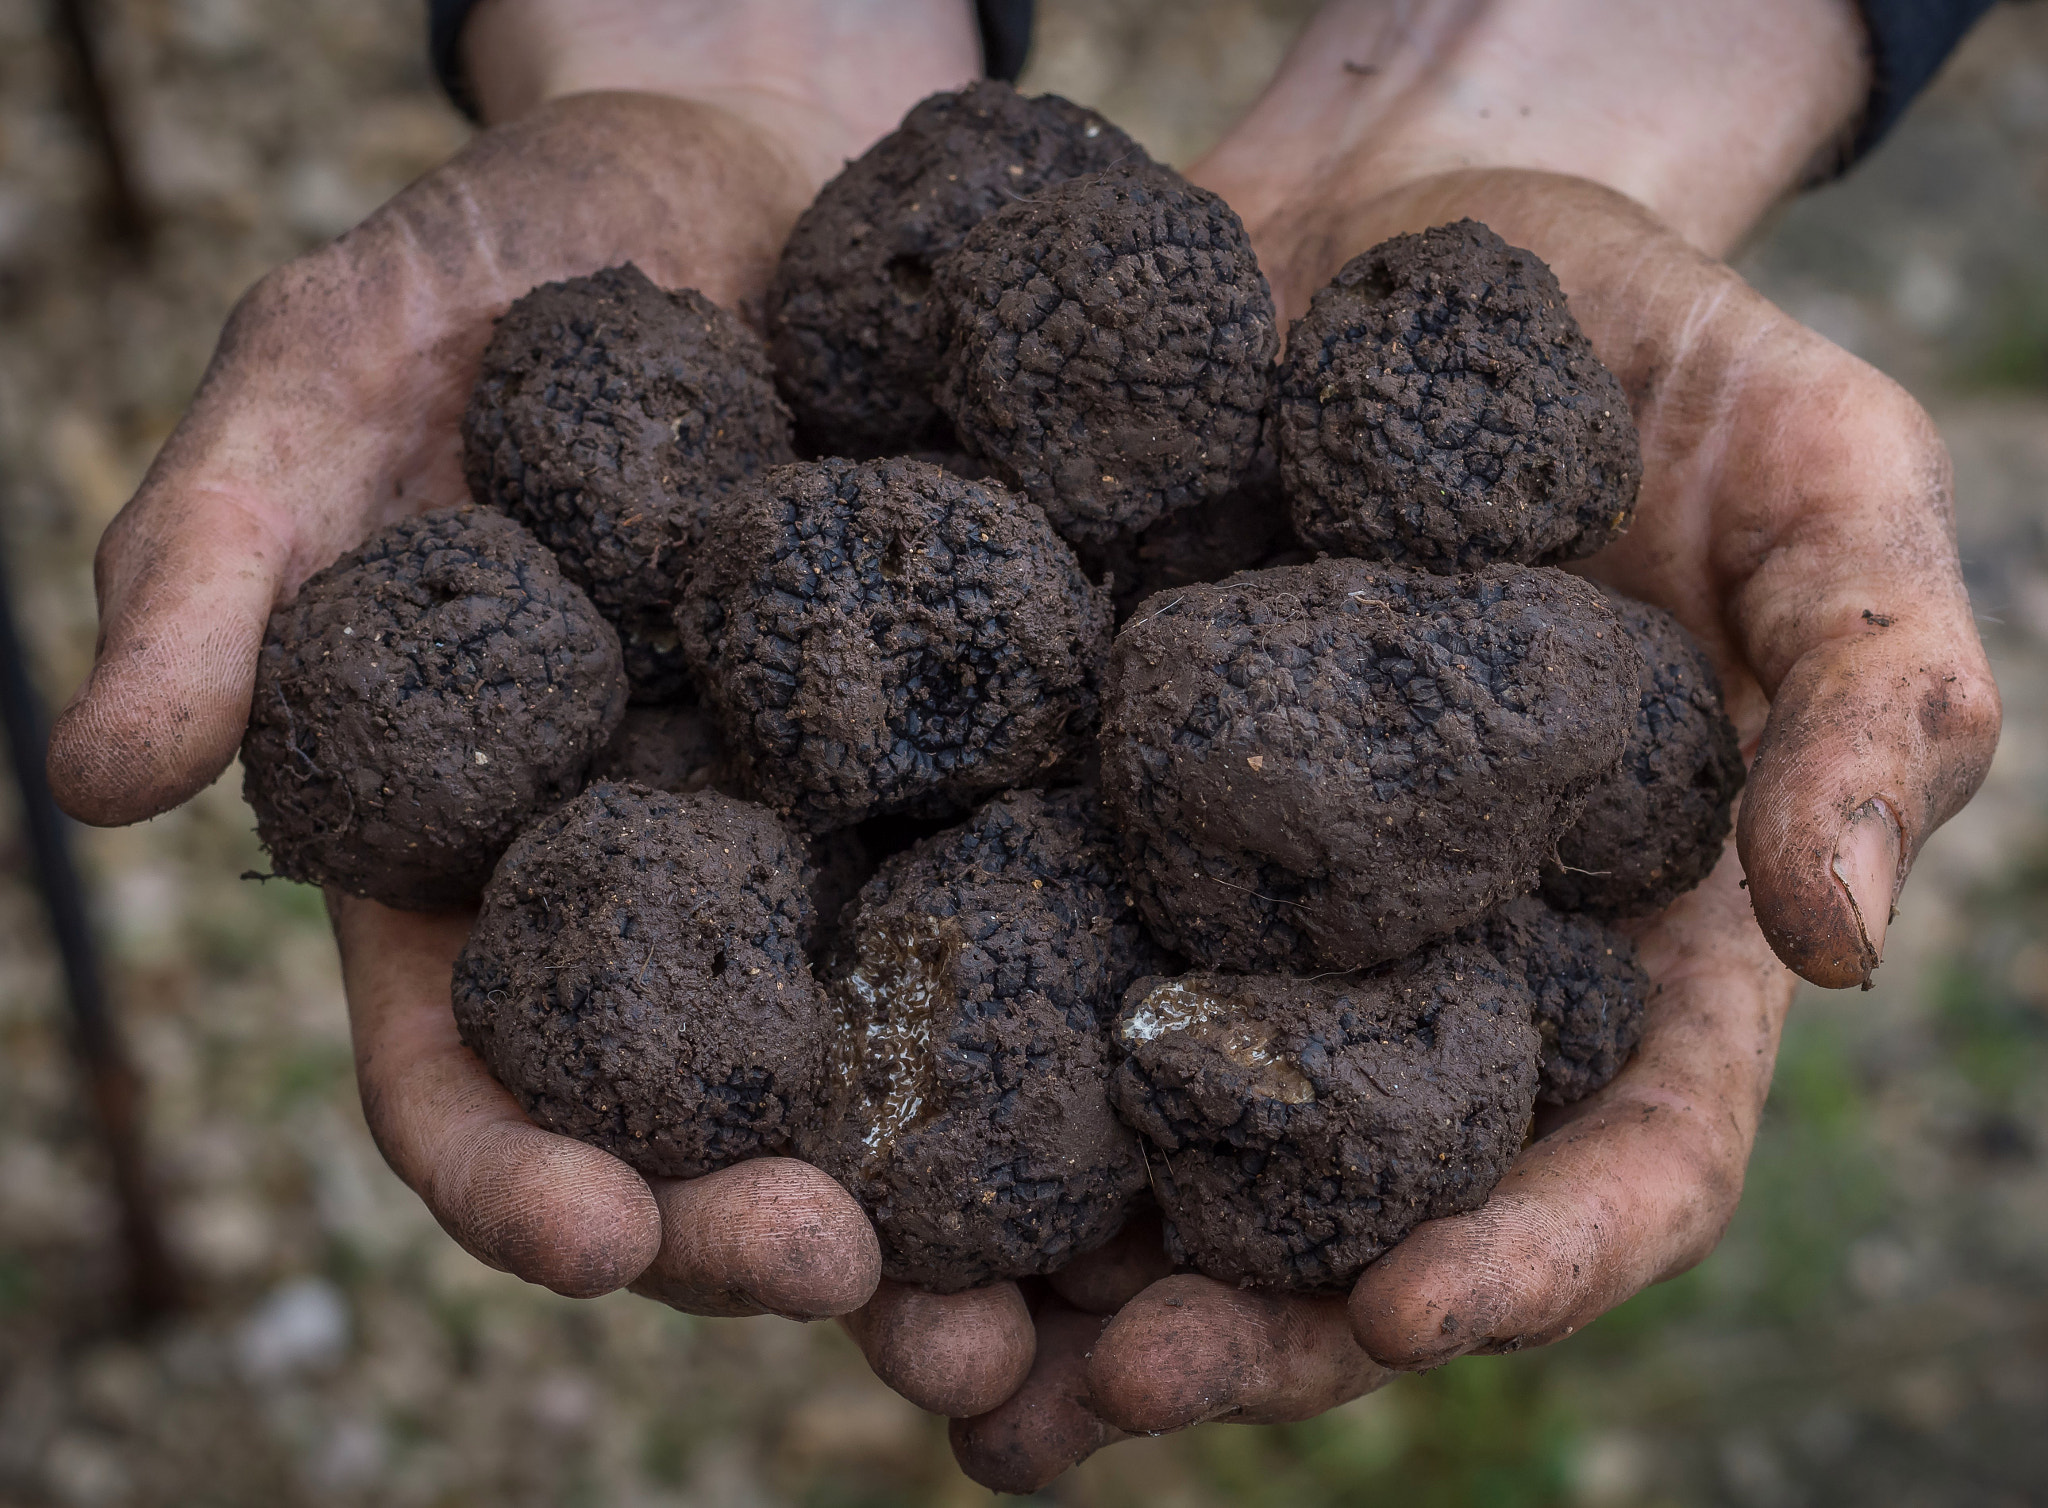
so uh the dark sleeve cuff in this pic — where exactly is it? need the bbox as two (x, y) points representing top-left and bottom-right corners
(429, 0), (1038, 123)
(1851, 0), (1999, 159)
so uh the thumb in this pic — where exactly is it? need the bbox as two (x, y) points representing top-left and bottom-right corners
(47, 478), (292, 826)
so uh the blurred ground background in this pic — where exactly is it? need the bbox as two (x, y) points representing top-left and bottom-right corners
(3, 2), (2048, 1504)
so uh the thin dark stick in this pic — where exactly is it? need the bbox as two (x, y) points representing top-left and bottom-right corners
(47, 0), (149, 247)
(0, 510), (181, 1321)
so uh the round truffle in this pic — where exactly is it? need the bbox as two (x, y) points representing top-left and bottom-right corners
(1465, 896), (1649, 1105)
(767, 81), (1144, 457)
(1095, 452), (1300, 623)
(932, 162), (1279, 547)
(678, 457), (1110, 830)
(800, 788), (1161, 1291)
(1542, 592), (1744, 918)
(1277, 220), (1640, 571)
(589, 700), (731, 795)
(463, 264), (795, 699)
(451, 782), (828, 1179)
(241, 505), (626, 910)
(1101, 558), (1641, 972)
(1109, 942), (1539, 1290)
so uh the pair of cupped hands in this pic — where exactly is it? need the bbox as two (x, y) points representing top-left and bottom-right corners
(46, 0), (1998, 1491)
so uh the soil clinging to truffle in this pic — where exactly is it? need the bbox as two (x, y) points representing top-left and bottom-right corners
(1542, 592), (1744, 918)
(451, 782), (827, 1179)
(241, 505), (626, 910)
(1109, 943), (1539, 1290)
(801, 788), (1161, 1291)
(464, 264), (794, 699)
(1465, 896), (1649, 1105)
(767, 81), (1145, 457)
(679, 457), (1110, 831)
(932, 162), (1279, 547)
(1278, 220), (1640, 572)
(1102, 558), (1640, 972)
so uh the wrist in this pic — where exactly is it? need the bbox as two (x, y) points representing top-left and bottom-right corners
(461, 0), (982, 191)
(1196, 0), (1869, 263)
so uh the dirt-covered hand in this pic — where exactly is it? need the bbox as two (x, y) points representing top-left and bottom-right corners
(43, 9), (970, 1315)
(935, 109), (2000, 1503)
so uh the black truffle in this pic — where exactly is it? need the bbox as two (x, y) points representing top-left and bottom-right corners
(1109, 943), (1539, 1290)
(767, 82), (1145, 457)
(589, 700), (731, 795)
(1465, 896), (1649, 1105)
(932, 162), (1279, 547)
(451, 782), (828, 1178)
(464, 264), (795, 699)
(800, 788), (1160, 1291)
(1094, 454), (1301, 623)
(1277, 220), (1640, 571)
(1542, 593), (1743, 918)
(1101, 558), (1640, 972)
(678, 457), (1110, 830)
(241, 506), (626, 910)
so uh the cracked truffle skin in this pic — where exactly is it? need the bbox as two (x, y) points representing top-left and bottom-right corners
(1109, 943), (1539, 1291)
(463, 264), (795, 700)
(451, 782), (828, 1179)
(1466, 896), (1649, 1105)
(799, 788), (1161, 1291)
(931, 162), (1279, 547)
(1277, 220), (1641, 571)
(1542, 593), (1744, 918)
(767, 81), (1144, 457)
(1101, 557), (1641, 972)
(678, 457), (1111, 831)
(241, 506), (627, 910)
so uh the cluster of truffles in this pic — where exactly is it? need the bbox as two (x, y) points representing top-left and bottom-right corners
(240, 83), (1742, 1297)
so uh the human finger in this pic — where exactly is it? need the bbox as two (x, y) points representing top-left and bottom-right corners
(47, 93), (812, 828)
(840, 1279), (1035, 1417)
(629, 1159), (880, 1318)
(949, 1300), (1122, 1492)
(1349, 851), (1789, 1365)
(1086, 1274), (1390, 1435)
(335, 894), (661, 1297)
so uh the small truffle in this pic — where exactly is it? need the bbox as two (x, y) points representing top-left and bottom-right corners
(451, 783), (828, 1179)
(679, 457), (1110, 830)
(932, 162), (1279, 547)
(1277, 220), (1640, 571)
(1109, 943), (1539, 1290)
(1102, 558), (1640, 972)
(241, 506), (626, 910)
(801, 788), (1160, 1291)
(1542, 593), (1744, 918)
(589, 700), (731, 795)
(1465, 896), (1649, 1105)
(1095, 453), (1300, 623)
(767, 82), (1144, 456)
(464, 264), (795, 699)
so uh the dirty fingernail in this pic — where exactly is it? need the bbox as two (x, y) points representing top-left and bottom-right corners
(1832, 799), (1901, 986)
